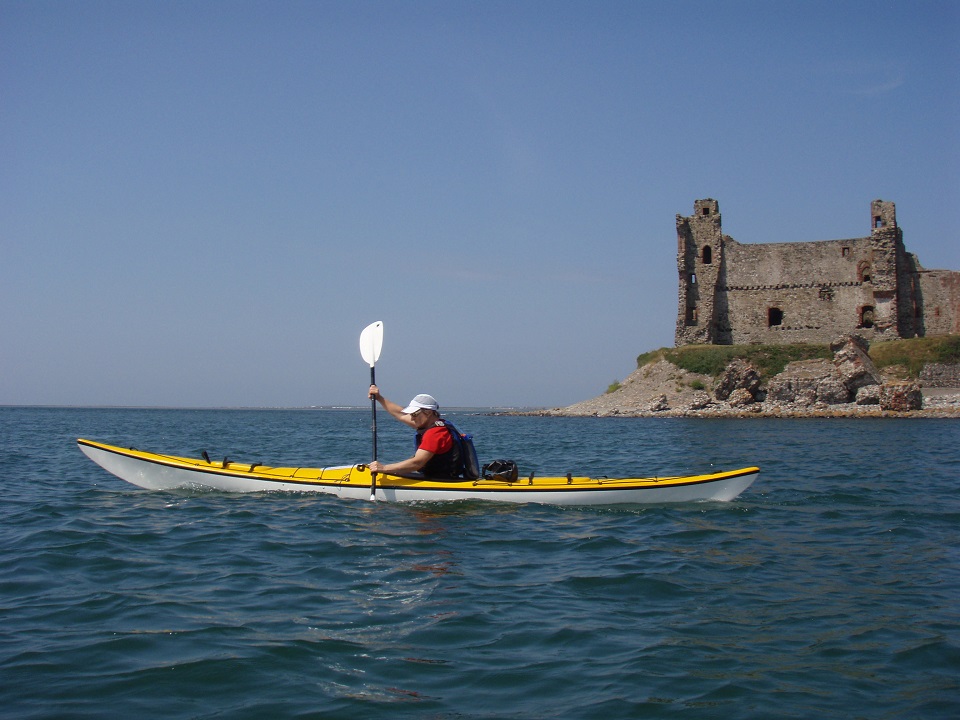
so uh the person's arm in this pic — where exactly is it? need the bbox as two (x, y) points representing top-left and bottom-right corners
(368, 385), (415, 427)
(369, 447), (434, 476)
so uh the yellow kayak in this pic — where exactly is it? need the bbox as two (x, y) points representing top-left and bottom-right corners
(78, 438), (759, 505)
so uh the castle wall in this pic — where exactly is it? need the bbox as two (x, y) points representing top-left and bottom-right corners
(721, 237), (883, 344)
(674, 199), (959, 347)
(723, 237), (871, 286)
(919, 270), (960, 335)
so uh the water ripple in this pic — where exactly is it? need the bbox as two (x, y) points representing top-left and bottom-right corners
(1, 409), (958, 718)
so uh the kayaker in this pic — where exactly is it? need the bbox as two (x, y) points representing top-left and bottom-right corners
(367, 385), (462, 478)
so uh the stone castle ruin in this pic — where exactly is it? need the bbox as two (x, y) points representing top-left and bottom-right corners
(675, 199), (960, 346)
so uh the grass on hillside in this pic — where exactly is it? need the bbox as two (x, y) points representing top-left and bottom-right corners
(636, 343), (832, 379)
(635, 334), (960, 380)
(870, 335), (960, 377)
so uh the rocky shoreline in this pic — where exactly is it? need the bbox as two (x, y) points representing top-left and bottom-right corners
(527, 336), (960, 419)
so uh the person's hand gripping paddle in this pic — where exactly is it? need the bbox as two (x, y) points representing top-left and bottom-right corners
(359, 321), (383, 501)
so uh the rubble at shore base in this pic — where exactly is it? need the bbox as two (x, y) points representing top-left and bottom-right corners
(527, 336), (960, 419)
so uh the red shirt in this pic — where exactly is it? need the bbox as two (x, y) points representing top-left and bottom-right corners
(418, 424), (454, 455)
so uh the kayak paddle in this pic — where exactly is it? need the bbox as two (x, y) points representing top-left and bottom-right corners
(359, 321), (383, 501)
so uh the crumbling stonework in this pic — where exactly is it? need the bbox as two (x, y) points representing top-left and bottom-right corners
(830, 334), (882, 394)
(713, 359), (762, 401)
(675, 199), (960, 346)
(920, 363), (960, 388)
(879, 383), (924, 412)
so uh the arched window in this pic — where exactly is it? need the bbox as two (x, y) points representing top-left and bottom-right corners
(702, 246), (712, 264)
(768, 308), (783, 327)
(858, 261), (872, 283)
(860, 306), (875, 328)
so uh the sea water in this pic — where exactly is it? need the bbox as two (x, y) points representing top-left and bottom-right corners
(1, 406), (958, 719)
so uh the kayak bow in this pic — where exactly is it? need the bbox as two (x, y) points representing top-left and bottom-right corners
(77, 438), (759, 505)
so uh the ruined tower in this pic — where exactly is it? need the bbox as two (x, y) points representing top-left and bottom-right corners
(675, 199), (725, 345)
(866, 199), (902, 336)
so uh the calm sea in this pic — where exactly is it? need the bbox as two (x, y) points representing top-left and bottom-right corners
(1, 407), (958, 719)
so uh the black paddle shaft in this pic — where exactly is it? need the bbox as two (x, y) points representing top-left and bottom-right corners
(370, 365), (378, 499)
(370, 366), (378, 461)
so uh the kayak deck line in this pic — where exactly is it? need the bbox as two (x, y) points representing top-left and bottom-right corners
(78, 438), (756, 489)
(461, 467), (758, 489)
(78, 438), (354, 486)
(77, 438), (760, 504)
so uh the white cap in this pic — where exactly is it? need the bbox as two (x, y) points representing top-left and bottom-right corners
(402, 394), (439, 414)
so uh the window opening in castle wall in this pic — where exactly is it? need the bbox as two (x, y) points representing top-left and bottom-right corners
(860, 306), (875, 328)
(768, 308), (783, 327)
(702, 246), (712, 264)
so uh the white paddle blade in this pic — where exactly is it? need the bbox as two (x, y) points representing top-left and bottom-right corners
(359, 321), (384, 367)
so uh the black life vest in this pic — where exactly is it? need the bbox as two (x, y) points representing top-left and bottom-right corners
(415, 419), (462, 479)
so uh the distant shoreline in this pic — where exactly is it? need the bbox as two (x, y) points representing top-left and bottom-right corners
(514, 382), (960, 420)
(0, 404), (539, 413)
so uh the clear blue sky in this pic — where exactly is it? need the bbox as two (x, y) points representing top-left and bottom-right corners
(2, 0), (958, 408)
